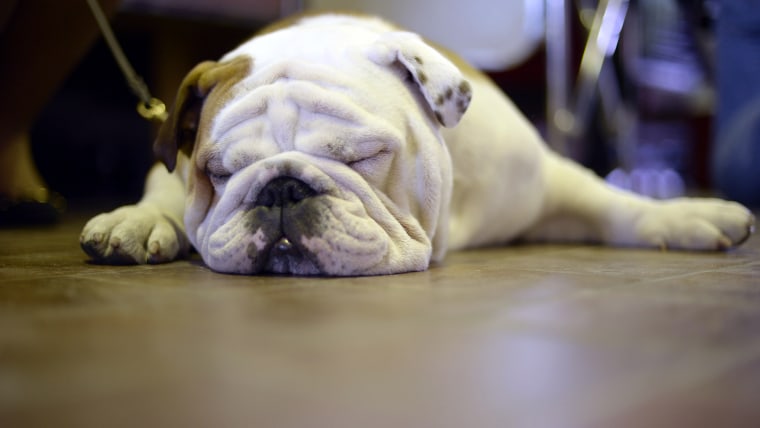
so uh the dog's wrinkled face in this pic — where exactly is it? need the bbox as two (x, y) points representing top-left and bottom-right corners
(154, 16), (472, 275)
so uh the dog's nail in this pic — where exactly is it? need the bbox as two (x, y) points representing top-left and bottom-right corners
(717, 239), (730, 251)
(109, 237), (121, 249)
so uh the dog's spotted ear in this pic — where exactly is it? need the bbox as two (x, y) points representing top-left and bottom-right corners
(368, 31), (472, 127)
(154, 56), (251, 171)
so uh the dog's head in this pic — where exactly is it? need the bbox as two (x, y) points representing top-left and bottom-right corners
(154, 16), (472, 275)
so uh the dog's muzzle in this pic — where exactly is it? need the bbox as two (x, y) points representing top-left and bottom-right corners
(248, 176), (322, 274)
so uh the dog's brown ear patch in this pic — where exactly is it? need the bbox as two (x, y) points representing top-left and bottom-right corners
(368, 31), (472, 128)
(154, 56), (252, 171)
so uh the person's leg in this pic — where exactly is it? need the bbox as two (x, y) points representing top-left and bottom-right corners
(0, 0), (120, 203)
(712, 0), (760, 207)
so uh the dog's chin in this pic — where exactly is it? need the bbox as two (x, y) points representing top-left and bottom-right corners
(255, 237), (322, 275)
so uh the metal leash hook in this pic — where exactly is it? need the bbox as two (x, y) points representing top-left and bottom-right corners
(86, 0), (168, 123)
(137, 97), (169, 122)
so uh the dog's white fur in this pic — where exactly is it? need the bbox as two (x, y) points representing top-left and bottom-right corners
(81, 14), (754, 276)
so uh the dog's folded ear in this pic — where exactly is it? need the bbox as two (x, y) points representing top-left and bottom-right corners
(154, 56), (252, 171)
(368, 31), (472, 128)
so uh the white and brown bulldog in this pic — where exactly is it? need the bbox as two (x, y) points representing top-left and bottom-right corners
(80, 14), (755, 276)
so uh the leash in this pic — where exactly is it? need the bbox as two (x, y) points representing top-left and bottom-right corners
(85, 0), (168, 123)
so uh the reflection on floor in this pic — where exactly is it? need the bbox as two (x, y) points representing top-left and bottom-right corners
(1, 209), (759, 428)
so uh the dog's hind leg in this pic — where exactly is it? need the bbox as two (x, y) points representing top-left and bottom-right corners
(522, 151), (754, 250)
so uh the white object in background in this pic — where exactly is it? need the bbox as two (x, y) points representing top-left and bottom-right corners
(307, 0), (545, 70)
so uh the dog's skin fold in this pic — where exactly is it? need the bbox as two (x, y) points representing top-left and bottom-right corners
(81, 14), (754, 276)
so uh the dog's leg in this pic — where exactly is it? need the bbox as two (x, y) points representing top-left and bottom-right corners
(523, 151), (755, 250)
(80, 160), (189, 264)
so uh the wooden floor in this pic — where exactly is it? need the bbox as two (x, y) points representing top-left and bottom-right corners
(1, 208), (759, 428)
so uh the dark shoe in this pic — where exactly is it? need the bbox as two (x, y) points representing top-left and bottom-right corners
(0, 188), (66, 226)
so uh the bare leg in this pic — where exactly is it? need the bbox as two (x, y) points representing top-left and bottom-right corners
(0, 0), (121, 200)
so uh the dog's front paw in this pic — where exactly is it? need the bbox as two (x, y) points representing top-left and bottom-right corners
(80, 204), (188, 265)
(635, 198), (755, 251)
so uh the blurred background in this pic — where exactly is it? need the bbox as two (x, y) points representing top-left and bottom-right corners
(20, 0), (760, 208)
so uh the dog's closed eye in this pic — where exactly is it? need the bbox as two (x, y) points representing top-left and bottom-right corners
(348, 150), (392, 177)
(205, 166), (232, 187)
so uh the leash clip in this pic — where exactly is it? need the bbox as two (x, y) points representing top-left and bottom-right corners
(137, 98), (169, 123)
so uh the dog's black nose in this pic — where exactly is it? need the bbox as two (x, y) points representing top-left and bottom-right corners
(254, 177), (316, 208)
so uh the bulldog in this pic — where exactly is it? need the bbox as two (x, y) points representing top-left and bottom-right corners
(80, 14), (755, 276)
